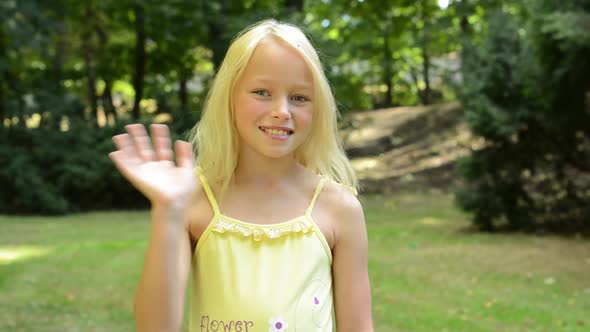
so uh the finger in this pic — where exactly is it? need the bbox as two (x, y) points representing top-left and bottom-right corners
(150, 124), (173, 162)
(174, 140), (195, 169)
(112, 134), (139, 159)
(126, 124), (156, 162)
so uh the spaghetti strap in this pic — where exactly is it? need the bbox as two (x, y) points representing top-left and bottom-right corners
(195, 167), (220, 215)
(306, 177), (326, 216)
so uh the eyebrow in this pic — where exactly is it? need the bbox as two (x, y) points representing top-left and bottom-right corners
(252, 77), (313, 91)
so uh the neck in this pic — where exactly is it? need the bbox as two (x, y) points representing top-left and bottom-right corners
(234, 152), (303, 186)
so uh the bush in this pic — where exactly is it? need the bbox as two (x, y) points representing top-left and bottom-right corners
(0, 119), (193, 215)
(455, 3), (590, 232)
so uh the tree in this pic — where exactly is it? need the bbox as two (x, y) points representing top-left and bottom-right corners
(455, 0), (590, 231)
(306, 0), (460, 109)
(131, 0), (146, 120)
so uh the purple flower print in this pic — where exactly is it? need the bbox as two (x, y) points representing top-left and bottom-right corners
(268, 316), (288, 331)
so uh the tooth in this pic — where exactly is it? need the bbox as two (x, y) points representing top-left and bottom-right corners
(261, 127), (290, 136)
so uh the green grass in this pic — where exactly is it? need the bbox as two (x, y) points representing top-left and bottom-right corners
(365, 191), (590, 332)
(1, 192), (589, 331)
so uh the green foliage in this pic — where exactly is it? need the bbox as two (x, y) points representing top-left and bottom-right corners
(0, 0), (474, 214)
(300, 0), (461, 110)
(456, 2), (590, 231)
(0, 120), (183, 215)
(0, 145), (69, 214)
(1, 0), (465, 126)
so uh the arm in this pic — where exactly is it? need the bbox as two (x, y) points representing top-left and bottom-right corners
(332, 191), (373, 331)
(133, 205), (192, 332)
(109, 124), (197, 332)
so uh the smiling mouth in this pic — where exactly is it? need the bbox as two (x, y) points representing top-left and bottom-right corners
(259, 126), (294, 136)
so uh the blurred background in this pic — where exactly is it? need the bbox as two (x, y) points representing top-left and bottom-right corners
(0, 0), (589, 331)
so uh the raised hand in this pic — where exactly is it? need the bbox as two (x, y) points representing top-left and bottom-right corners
(109, 124), (197, 211)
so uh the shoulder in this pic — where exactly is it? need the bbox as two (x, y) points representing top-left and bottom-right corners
(322, 180), (373, 328)
(321, 179), (363, 218)
(319, 179), (365, 244)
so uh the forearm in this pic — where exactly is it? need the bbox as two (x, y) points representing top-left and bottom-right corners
(134, 205), (190, 332)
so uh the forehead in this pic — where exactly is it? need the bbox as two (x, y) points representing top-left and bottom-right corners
(238, 36), (314, 89)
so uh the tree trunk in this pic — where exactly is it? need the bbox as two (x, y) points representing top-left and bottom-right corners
(82, 0), (98, 126)
(132, 0), (146, 120)
(44, 17), (67, 130)
(103, 79), (117, 125)
(207, 0), (229, 71)
(95, 18), (116, 125)
(456, 0), (472, 36)
(10, 70), (25, 129)
(208, 22), (225, 71)
(179, 76), (188, 114)
(0, 80), (3, 128)
(0, 25), (24, 129)
(0, 26), (6, 127)
(54, 13), (66, 94)
(418, 0), (432, 105)
(409, 67), (423, 103)
(285, 0), (304, 11)
(382, 21), (393, 108)
(421, 45), (431, 105)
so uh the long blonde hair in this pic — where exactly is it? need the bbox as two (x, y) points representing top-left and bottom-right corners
(189, 19), (357, 195)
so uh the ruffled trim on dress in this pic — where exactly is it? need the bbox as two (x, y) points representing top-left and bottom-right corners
(211, 218), (313, 241)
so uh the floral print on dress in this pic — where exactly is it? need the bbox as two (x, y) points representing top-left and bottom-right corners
(313, 295), (320, 305)
(268, 316), (288, 331)
(294, 279), (333, 328)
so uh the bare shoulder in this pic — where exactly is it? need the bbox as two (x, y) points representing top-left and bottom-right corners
(321, 180), (364, 220)
(313, 179), (374, 327)
(317, 179), (366, 246)
(324, 181), (373, 328)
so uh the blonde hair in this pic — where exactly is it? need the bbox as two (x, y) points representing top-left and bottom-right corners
(189, 19), (358, 195)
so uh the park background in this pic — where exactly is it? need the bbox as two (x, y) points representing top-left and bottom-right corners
(1, 0), (589, 331)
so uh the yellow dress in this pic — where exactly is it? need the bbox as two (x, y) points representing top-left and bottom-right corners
(189, 170), (334, 332)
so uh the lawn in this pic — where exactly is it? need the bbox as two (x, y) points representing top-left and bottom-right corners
(1, 191), (588, 331)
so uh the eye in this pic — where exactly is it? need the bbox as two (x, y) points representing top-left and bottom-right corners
(291, 95), (310, 103)
(252, 89), (270, 97)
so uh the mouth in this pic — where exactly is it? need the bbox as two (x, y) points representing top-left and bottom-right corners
(258, 126), (294, 137)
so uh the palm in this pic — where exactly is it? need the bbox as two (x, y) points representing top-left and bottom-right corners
(127, 160), (195, 202)
(109, 124), (196, 208)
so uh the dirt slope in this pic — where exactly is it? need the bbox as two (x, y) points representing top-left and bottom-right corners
(341, 102), (480, 194)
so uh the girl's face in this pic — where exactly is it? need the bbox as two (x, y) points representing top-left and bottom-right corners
(232, 36), (314, 161)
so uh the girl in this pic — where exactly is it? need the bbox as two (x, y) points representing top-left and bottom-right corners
(109, 19), (373, 332)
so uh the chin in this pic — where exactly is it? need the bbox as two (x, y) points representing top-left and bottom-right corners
(260, 150), (296, 160)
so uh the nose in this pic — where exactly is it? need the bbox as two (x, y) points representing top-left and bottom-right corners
(271, 96), (291, 120)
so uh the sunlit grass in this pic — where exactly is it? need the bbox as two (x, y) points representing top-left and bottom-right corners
(1, 192), (588, 331)
(0, 246), (53, 264)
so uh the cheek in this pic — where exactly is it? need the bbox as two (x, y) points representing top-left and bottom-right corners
(235, 95), (266, 123)
(295, 106), (314, 131)
(247, 103), (268, 121)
